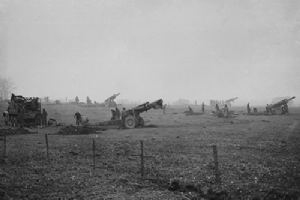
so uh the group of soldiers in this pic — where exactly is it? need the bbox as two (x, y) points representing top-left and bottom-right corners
(215, 103), (229, 117)
(111, 107), (127, 120)
(247, 103), (258, 114)
(73, 107), (127, 126)
(186, 103), (205, 114)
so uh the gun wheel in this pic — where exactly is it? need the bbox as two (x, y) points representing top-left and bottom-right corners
(124, 115), (136, 129)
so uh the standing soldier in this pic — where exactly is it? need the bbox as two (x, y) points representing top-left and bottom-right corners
(120, 107), (126, 128)
(42, 108), (48, 127)
(74, 111), (82, 126)
(215, 104), (220, 112)
(247, 103), (251, 114)
(201, 102), (205, 113)
(266, 104), (270, 114)
(121, 107), (126, 118)
(224, 104), (229, 118)
(110, 109), (116, 120)
(115, 107), (121, 120)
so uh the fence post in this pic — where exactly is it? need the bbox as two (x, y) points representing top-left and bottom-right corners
(93, 139), (96, 170)
(3, 135), (6, 158)
(45, 134), (49, 159)
(140, 140), (144, 178)
(212, 145), (221, 184)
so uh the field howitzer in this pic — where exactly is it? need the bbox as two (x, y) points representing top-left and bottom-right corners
(104, 93), (120, 107)
(267, 96), (295, 114)
(122, 99), (163, 129)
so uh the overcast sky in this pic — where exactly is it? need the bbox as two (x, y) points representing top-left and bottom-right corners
(1, 0), (299, 105)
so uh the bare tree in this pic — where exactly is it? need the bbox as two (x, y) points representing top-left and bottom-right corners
(86, 96), (92, 104)
(0, 76), (14, 100)
(75, 96), (79, 104)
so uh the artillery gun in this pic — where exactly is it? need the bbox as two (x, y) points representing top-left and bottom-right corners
(267, 96), (295, 114)
(97, 99), (163, 129)
(122, 99), (163, 128)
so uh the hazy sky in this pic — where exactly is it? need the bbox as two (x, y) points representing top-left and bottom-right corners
(1, 0), (299, 105)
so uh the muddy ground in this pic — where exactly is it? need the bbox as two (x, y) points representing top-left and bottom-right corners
(0, 104), (299, 199)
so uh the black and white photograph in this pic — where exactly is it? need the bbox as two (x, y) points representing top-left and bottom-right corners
(0, 0), (299, 199)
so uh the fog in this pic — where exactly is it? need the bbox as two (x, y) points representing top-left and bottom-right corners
(1, 0), (299, 105)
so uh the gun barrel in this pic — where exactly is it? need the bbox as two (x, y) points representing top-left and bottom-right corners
(225, 97), (238, 103)
(130, 99), (163, 114)
(105, 93), (120, 102)
(288, 96), (296, 101)
(270, 96), (296, 109)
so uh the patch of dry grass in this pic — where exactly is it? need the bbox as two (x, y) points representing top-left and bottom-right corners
(0, 105), (300, 199)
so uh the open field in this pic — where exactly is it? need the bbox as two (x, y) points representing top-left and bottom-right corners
(0, 104), (300, 199)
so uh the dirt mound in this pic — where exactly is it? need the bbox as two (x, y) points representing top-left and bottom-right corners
(57, 125), (106, 135)
(185, 111), (204, 116)
(0, 128), (33, 136)
(143, 124), (158, 128)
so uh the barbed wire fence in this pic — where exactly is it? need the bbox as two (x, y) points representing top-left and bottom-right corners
(1, 132), (299, 194)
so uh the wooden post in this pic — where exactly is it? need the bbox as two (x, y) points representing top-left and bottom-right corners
(93, 139), (96, 170)
(3, 135), (6, 158)
(140, 140), (144, 178)
(212, 145), (221, 184)
(45, 134), (49, 159)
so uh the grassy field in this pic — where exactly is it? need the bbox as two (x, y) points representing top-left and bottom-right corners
(0, 104), (300, 199)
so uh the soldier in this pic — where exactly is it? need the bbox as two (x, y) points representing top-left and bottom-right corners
(111, 109), (116, 120)
(115, 107), (121, 120)
(224, 104), (229, 118)
(201, 102), (205, 113)
(253, 108), (258, 113)
(42, 108), (48, 127)
(266, 104), (270, 114)
(247, 103), (251, 114)
(120, 107), (126, 127)
(121, 107), (126, 119)
(215, 104), (219, 112)
(74, 111), (82, 126)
